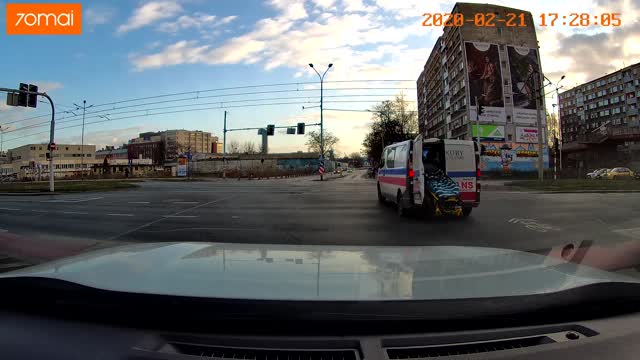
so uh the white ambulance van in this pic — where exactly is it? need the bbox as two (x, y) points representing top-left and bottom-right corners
(376, 135), (480, 217)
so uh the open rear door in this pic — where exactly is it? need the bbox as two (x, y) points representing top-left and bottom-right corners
(412, 135), (424, 205)
(444, 140), (477, 204)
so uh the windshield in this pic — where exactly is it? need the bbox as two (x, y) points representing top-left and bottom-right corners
(1, 0), (640, 312)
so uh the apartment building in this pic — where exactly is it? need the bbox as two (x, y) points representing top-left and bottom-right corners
(559, 63), (640, 143)
(417, 2), (549, 173)
(130, 130), (219, 161)
(4, 143), (97, 178)
(558, 62), (640, 171)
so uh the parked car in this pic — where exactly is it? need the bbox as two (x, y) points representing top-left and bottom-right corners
(607, 167), (634, 180)
(587, 168), (609, 179)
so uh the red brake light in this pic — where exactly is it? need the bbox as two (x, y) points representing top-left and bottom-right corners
(476, 168), (481, 178)
(408, 169), (415, 178)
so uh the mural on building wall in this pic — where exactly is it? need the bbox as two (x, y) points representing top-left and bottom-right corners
(507, 46), (543, 125)
(480, 142), (549, 174)
(465, 42), (505, 123)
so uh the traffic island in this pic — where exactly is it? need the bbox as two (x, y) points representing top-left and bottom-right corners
(505, 179), (640, 193)
(0, 180), (140, 194)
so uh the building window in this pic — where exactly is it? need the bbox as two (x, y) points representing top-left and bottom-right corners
(505, 96), (511, 104)
(501, 60), (507, 68)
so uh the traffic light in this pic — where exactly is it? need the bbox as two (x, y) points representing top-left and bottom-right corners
(27, 84), (38, 108)
(266, 124), (275, 136)
(18, 83), (28, 107)
(297, 122), (305, 135)
(478, 105), (485, 115)
(286, 127), (296, 134)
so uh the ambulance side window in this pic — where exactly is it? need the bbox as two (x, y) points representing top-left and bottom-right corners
(395, 145), (407, 168)
(386, 148), (395, 168)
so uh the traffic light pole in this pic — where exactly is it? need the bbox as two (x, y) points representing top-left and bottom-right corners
(0, 87), (56, 192)
(533, 73), (545, 182)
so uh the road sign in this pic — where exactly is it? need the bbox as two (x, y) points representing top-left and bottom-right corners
(49, 142), (56, 151)
(286, 127), (296, 134)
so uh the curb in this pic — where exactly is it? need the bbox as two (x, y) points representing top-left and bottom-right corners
(0, 192), (60, 196)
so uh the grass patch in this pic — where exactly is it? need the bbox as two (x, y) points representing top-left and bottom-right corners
(507, 179), (640, 191)
(0, 180), (140, 193)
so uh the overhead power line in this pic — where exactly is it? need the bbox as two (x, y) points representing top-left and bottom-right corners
(2, 100), (322, 143)
(2, 94), (415, 135)
(1, 80), (416, 125)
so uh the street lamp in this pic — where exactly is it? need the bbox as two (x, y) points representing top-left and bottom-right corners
(308, 63), (333, 181)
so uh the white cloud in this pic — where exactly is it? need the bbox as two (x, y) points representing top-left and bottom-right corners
(131, 41), (210, 70)
(84, 6), (115, 26)
(270, 0), (308, 20)
(157, 13), (237, 33)
(312, 0), (335, 8)
(117, 1), (183, 34)
(58, 126), (144, 149)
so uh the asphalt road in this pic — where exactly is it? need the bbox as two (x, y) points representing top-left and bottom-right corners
(1, 170), (640, 259)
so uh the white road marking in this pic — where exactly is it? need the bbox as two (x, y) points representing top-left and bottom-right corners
(62, 211), (89, 215)
(173, 201), (199, 204)
(31, 209), (48, 213)
(508, 218), (560, 233)
(0, 229), (8, 233)
(162, 215), (198, 218)
(0, 208), (19, 211)
(42, 196), (103, 203)
(107, 213), (134, 217)
(109, 195), (235, 240)
(613, 227), (640, 239)
(231, 215), (239, 219)
(128, 201), (150, 204)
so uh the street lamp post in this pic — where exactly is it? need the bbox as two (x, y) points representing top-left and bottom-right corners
(308, 63), (333, 181)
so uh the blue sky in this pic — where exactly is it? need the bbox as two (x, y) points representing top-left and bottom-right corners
(1, 0), (639, 154)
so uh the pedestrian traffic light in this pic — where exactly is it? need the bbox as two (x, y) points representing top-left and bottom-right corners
(27, 84), (38, 108)
(266, 124), (275, 136)
(297, 122), (305, 135)
(478, 105), (485, 115)
(18, 83), (28, 107)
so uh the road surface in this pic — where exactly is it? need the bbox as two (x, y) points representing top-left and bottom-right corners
(1, 170), (639, 264)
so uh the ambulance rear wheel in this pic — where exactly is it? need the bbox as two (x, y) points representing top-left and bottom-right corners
(462, 207), (472, 217)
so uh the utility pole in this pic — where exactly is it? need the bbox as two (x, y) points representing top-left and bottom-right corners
(223, 110), (227, 178)
(0, 125), (4, 154)
(309, 63), (333, 181)
(73, 100), (92, 181)
(533, 73), (544, 182)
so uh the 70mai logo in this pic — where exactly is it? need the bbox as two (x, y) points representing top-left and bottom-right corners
(6, 3), (82, 35)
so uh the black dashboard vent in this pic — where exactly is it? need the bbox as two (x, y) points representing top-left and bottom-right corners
(167, 343), (360, 360)
(386, 336), (555, 358)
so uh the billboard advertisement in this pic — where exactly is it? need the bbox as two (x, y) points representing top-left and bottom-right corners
(479, 142), (549, 174)
(471, 124), (505, 141)
(465, 42), (505, 123)
(177, 156), (187, 177)
(507, 46), (543, 125)
(515, 127), (539, 143)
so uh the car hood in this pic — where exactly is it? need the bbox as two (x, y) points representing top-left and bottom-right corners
(2, 242), (637, 301)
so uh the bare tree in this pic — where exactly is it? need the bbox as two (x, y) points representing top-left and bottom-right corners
(305, 130), (339, 156)
(242, 141), (257, 154)
(229, 140), (240, 154)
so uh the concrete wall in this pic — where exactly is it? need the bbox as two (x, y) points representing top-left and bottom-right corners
(190, 157), (328, 177)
